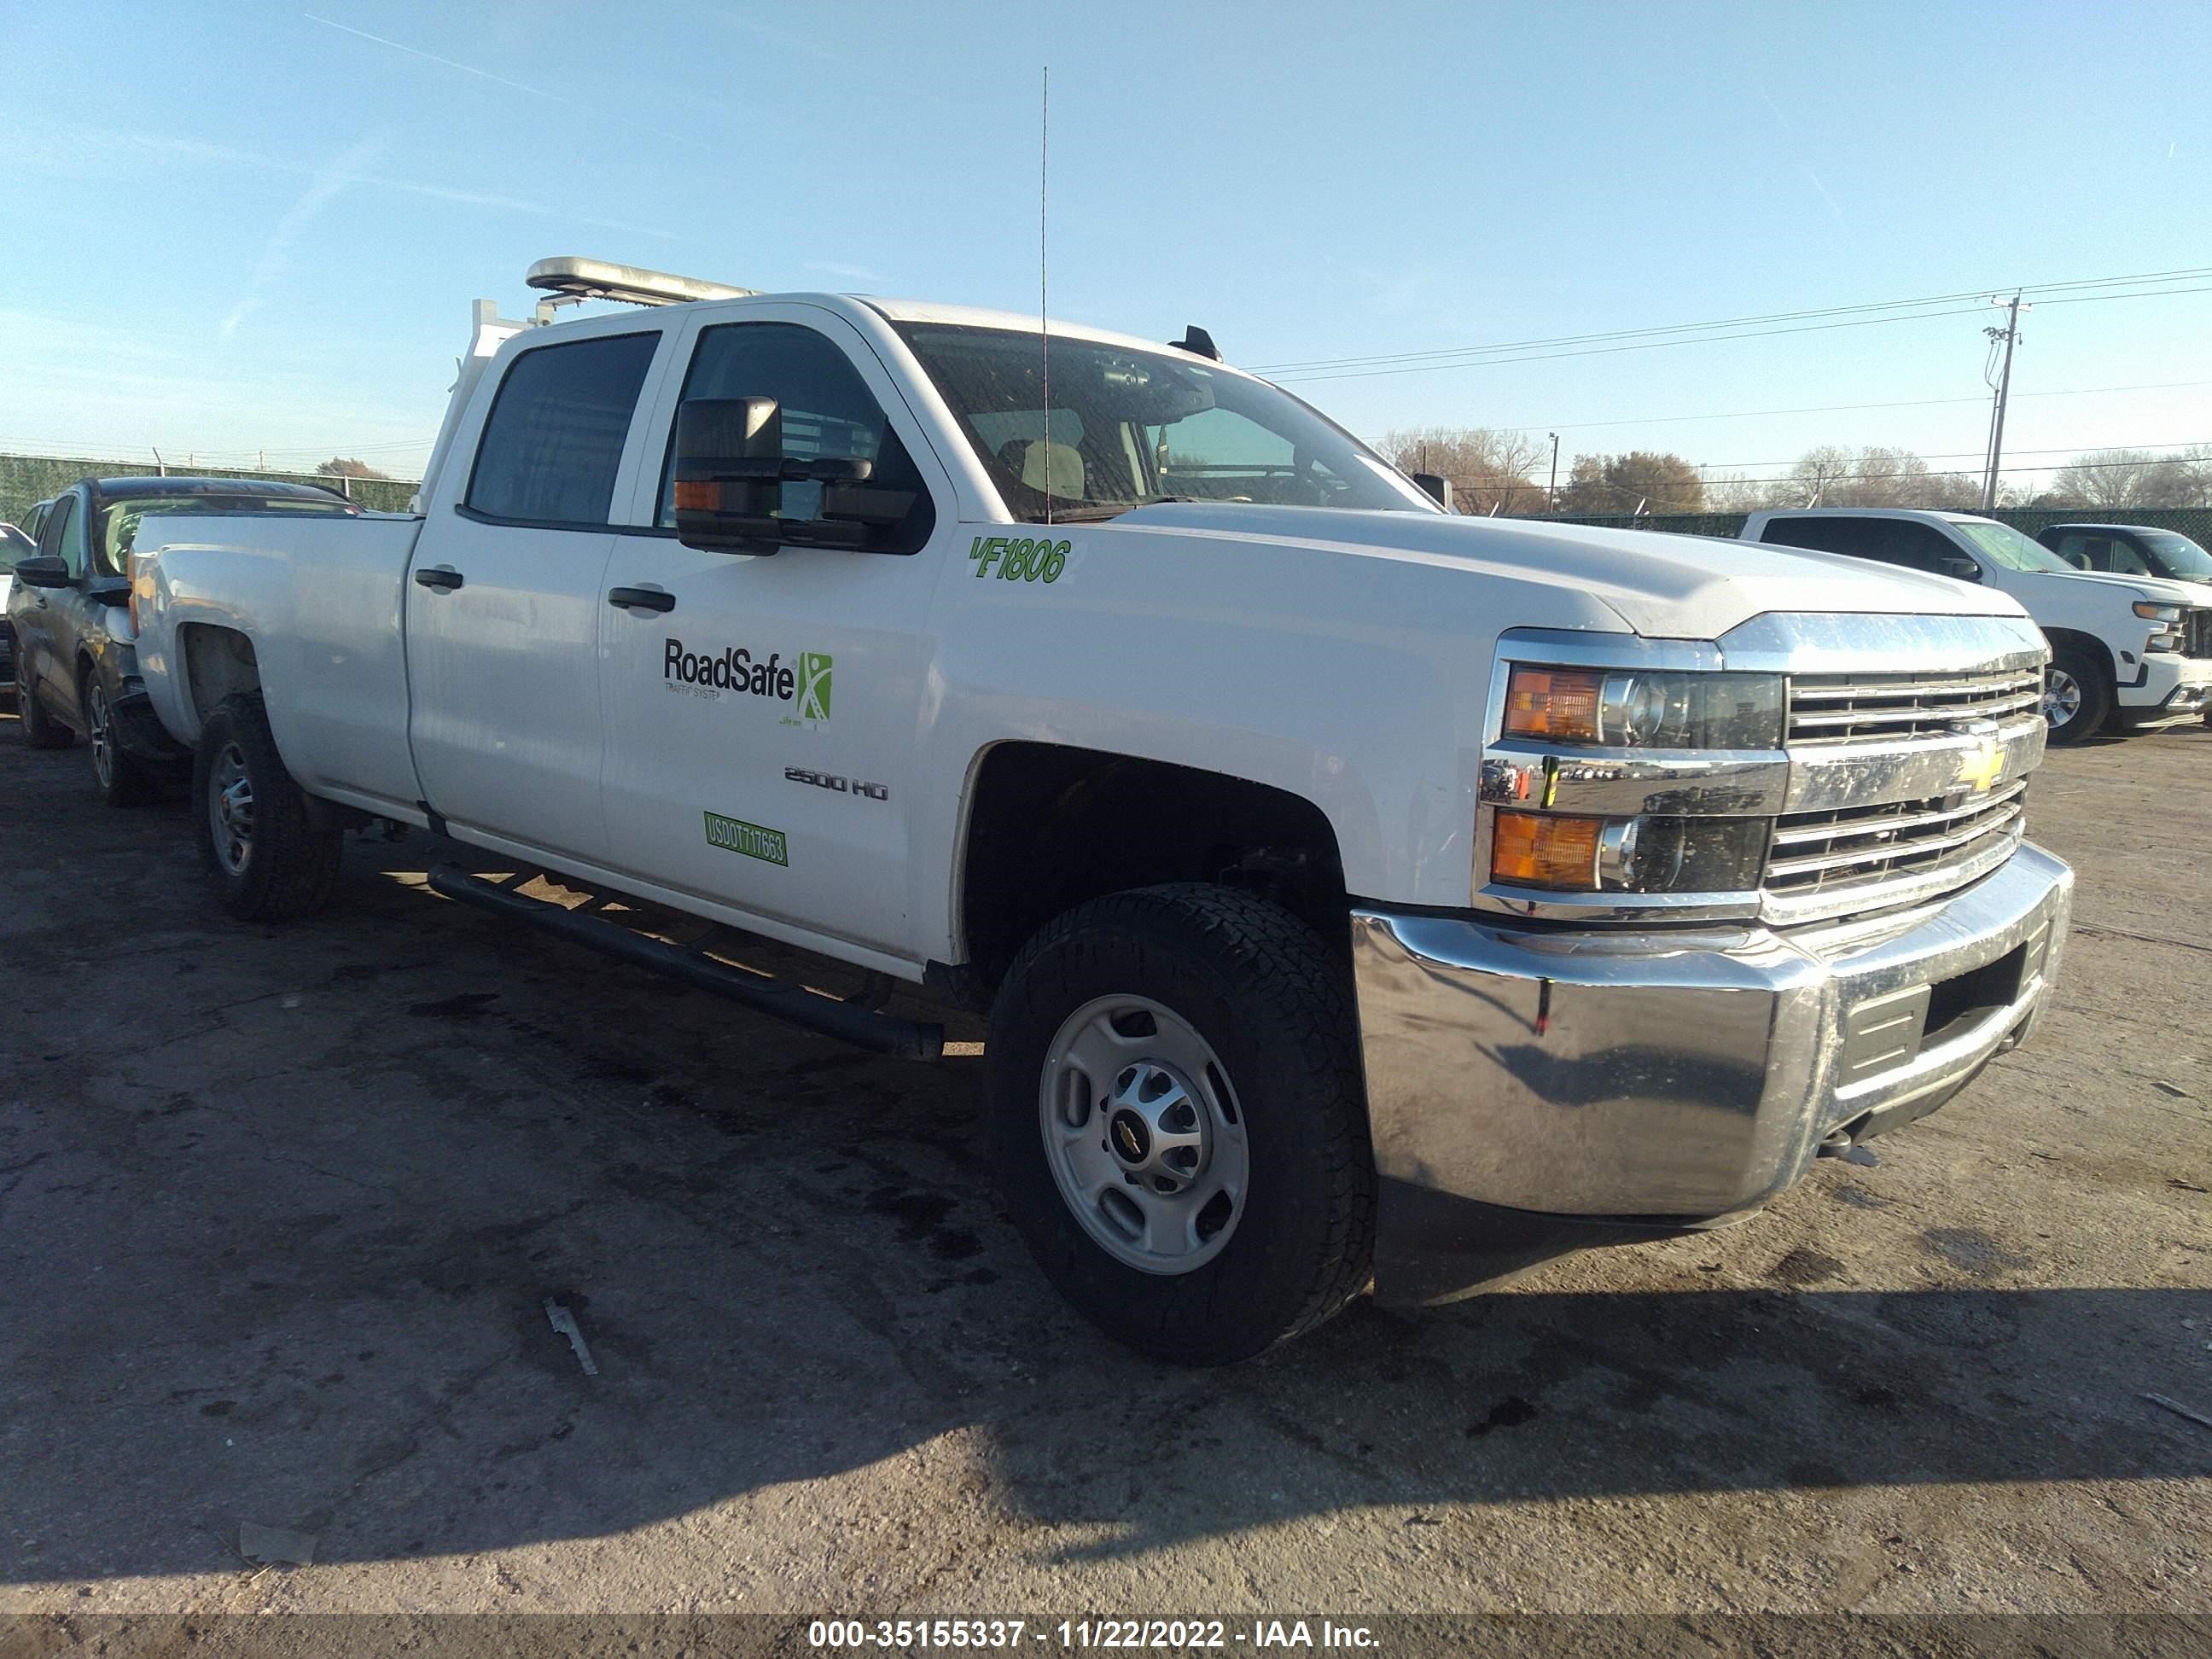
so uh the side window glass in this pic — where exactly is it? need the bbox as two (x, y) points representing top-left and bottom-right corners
(2107, 540), (2150, 576)
(1889, 523), (1961, 573)
(40, 495), (83, 578)
(2053, 533), (2094, 568)
(658, 322), (935, 553)
(466, 332), (660, 527)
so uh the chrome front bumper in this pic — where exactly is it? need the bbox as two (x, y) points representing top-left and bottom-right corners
(1350, 844), (2073, 1296)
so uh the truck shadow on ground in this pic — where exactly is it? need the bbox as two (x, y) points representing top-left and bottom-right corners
(1, 733), (2208, 1583)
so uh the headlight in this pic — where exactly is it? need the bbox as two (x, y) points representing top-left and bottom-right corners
(1490, 808), (1768, 894)
(2133, 601), (2181, 621)
(1501, 665), (1784, 749)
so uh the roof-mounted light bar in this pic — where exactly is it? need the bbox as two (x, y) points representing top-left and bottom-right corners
(525, 256), (757, 308)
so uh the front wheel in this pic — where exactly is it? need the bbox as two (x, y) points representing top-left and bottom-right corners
(2043, 646), (2110, 746)
(193, 693), (343, 922)
(988, 884), (1375, 1364)
(84, 676), (156, 806)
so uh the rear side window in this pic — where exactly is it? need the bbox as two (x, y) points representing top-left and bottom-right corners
(467, 332), (660, 527)
(1759, 517), (1861, 555)
(1761, 517), (1959, 573)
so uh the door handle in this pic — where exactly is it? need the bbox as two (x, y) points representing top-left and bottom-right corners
(413, 565), (464, 591)
(607, 585), (676, 614)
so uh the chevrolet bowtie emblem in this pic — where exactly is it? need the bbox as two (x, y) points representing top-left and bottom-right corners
(1956, 733), (2005, 794)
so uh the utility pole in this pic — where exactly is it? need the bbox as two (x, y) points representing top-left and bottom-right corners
(1981, 294), (2027, 511)
(1547, 433), (1560, 512)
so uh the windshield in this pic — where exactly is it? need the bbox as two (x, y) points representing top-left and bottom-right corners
(2138, 529), (2212, 579)
(1953, 520), (2075, 573)
(96, 492), (357, 573)
(0, 525), (32, 570)
(894, 323), (1437, 522)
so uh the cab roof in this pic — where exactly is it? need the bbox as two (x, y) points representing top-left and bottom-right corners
(87, 476), (353, 503)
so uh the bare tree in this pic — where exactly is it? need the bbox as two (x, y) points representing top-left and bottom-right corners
(1376, 427), (1545, 515)
(1702, 472), (1769, 512)
(1767, 445), (1977, 510)
(2049, 447), (2204, 509)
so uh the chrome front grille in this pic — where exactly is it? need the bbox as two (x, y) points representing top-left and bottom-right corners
(2186, 608), (2212, 660)
(1785, 668), (2044, 743)
(1766, 781), (2027, 902)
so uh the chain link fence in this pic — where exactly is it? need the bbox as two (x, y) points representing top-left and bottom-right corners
(1, 453), (419, 529)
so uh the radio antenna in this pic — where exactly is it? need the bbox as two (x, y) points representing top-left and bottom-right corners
(1039, 64), (1051, 526)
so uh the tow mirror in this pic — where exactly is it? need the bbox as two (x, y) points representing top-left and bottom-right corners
(1412, 472), (1455, 510)
(85, 575), (132, 607)
(672, 397), (894, 554)
(13, 555), (72, 590)
(1937, 556), (1982, 583)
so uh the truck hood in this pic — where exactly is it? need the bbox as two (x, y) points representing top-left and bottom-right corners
(1114, 504), (2031, 637)
(2005, 567), (2207, 608)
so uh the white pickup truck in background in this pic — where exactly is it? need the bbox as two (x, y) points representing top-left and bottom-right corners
(129, 259), (2075, 1363)
(1743, 507), (2212, 743)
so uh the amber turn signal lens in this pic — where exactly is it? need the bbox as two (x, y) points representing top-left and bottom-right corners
(673, 480), (720, 512)
(1502, 666), (1604, 742)
(1490, 810), (1604, 889)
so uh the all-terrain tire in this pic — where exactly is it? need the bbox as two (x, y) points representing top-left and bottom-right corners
(193, 692), (343, 922)
(988, 883), (1375, 1365)
(84, 672), (157, 807)
(2043, 643), (2112, 746)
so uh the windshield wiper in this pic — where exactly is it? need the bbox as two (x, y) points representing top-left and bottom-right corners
(1028, 495), (1202, 524)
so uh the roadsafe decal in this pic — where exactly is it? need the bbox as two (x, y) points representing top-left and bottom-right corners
(664, 638), (831, 724)
(702, 812), (789, 866)
(786, 766), (888, 801)
(969, 535), (1068, 583)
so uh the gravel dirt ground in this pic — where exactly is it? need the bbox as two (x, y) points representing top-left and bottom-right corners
(0, 701), (2206, 1620)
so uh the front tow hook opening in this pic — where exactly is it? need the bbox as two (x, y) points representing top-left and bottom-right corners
(1817, 1120), (1880, 1167)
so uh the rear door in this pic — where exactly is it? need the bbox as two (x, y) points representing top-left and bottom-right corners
(16, 490), (90, 724)
(597, 306), (953, 958)
(405, 321), (673, 864)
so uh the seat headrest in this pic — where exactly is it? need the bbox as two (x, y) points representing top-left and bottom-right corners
(1019, 439), (1085, 498)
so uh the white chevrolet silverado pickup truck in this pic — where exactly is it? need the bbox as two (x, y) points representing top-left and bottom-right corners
(1743, 507), (2212, 744)
(131, 259), (2075, 1362)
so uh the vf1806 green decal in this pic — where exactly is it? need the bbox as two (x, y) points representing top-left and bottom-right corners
(702, 812), (789, 866)
(969, 535), (1068, 583)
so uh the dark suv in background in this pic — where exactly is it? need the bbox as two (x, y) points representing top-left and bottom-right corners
(9, 476), (360, 803)
(2036, 522), (2212, 588)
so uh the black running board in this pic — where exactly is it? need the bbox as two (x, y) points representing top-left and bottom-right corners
(426, 865), (943, 1060)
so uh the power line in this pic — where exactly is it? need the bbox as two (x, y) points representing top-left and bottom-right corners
(1250, 264), (2212, 374)
(1259, 271), (2212, 384)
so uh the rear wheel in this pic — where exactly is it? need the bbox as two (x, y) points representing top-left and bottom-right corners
(988, 884), (1375, 1365)
(84, 675), (156, 806)
(16, 655), (73, 749)
(2043, 645), (2110, 746)
(193, 693), (343, 921)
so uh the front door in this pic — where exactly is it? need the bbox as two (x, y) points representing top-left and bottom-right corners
(598, 311), (952, 958)
(405, 324), (667, 864)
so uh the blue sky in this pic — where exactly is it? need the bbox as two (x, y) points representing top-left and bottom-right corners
(3, 0), (2208, 491)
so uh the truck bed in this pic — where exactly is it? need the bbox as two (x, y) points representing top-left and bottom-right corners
(135, 512), (426, 815)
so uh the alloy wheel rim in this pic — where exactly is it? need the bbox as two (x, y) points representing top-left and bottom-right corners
(88, 684), (113, 788)
(1038, 994), (1249, 1275)
(207, 742), (254, 875)
(2043, 668), (2082, 728)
